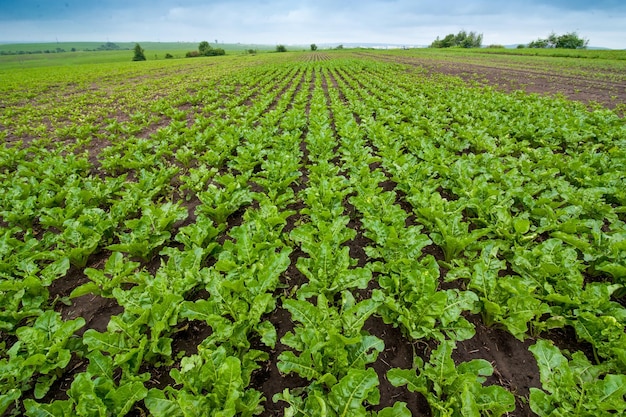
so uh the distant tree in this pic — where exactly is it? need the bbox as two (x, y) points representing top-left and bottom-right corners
(198, 41), (211, 55)
(165, 53), (174, 59)
(310, 43), (318, 51)
(430, 31), (482, 48)
(185, 44), (225, 58)
(247, 49), (257, 54)
(276, 44), (287, 52)
(528, 32), (588, 49)
(196, 41), (225, 56)
(528, 38), (550, 48)
(555, 32), (588, 49)
(335, 44), (344, 50)
(99, 42), (120, 51)
(132, 43), (146, 61)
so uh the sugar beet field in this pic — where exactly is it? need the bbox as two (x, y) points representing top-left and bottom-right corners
(1, 50), (626, 416)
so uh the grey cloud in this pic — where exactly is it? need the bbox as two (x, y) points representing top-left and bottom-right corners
(0, 0), (624, 48)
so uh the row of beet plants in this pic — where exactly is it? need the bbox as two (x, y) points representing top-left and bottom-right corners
(274, 68), (399, 416)
(335, 59), (626, 416)
(327, 65), (516, 416)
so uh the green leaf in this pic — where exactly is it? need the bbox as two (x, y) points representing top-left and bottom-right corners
(0, 389), (21, 415)
(69, 282), (99, 299)
(387, 368), (427, 395)
(460, 383), (480, 417)
(283, 299), (323, 328)
(144, 389), (183, 417)
(342, 298), (381, 336)
(86, 350), (114, 380)
(475, 385), (515, 415)
(425, 340), (457, 390)
(24, 399), (73, 417)
(595, 374), (626, 412)
(347, 335), (384, 369)
(34, 375), (55, 399)
(215, 356), (243, 409)
(377, 402), (411, 417)
(529, 388), (552, 417)
(529, 340), (567, 391)
(257, 320), (277, 348)
(106, 381), (148, 417)
(277, 350), (321, 381)
(513, 218), (531, 235)
(456, 359), (493, 382)
(328, 368), (379, 417)
(40, 257), (70, 286)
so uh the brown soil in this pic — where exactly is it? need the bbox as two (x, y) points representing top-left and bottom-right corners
(358, 52), (626, 111)
(457, 315), (541, 416)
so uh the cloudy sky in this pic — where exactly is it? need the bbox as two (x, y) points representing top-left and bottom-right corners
(0, 0), (625, 48)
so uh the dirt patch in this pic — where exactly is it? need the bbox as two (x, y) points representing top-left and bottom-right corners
(432, 61), (626, 110)
(253, 305), (309, 417)
(456, 315), (540, 416)
(360, 52), (626, 111)
(364, 315), (433, 416)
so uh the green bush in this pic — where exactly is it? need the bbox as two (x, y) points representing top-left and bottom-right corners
(132, 43), (146, 61)
(528, 32), (588, 49)
(276, 45), (287, 52)
(193, 41), (226, 57)
(430, 31), (483, 48)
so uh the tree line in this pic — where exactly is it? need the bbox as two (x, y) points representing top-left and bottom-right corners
(430, 31), (588, 49)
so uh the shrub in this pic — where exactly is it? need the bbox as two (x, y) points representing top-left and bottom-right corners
(431, 31), (483, 48)
(165, 53), (174, 59)
(204, 47), (225, 56)
(198, 41), (211, 55)
(276, 44), (287, 52)
(528, 32), (588, 49)
(188, 41), (226, 57)
(310, 43), (318, 51)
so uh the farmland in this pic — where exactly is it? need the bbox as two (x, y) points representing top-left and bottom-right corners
(1, 49), (626, 416)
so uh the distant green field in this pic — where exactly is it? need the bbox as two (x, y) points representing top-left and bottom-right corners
(0, 41), (280, 69)
(463, 47), (626, 60)
(377, 46), (626, 61)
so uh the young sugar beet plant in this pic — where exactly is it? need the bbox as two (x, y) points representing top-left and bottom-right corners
(0, 311), (85, 413)
(388, 340), (515, 417)
(107, 201), (188, 260)
(274, 292), (410, 416)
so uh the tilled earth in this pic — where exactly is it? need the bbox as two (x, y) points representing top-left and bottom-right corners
(358, 51), (626, 112)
